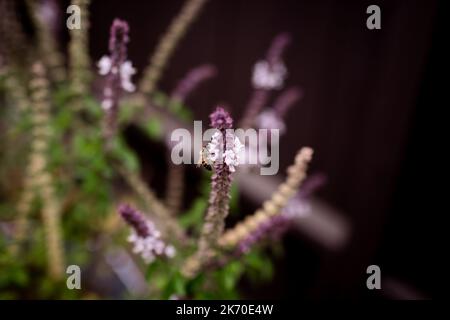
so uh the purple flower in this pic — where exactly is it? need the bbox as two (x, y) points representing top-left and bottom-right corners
(197, 107), (237, 257)
(209, 106), (233, 130)
(118, 203), (150, 238)
(98, 19), (136, 141)
(109, 19), (130, 62)
(251, 33), (291, 90)
(243, 33), (292, 128)
(118, 204), (176, 264)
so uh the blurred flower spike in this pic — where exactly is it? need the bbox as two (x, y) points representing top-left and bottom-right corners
(118, 204), (176, 264)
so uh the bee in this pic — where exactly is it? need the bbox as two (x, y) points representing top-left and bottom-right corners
(197, 147), (213, 171)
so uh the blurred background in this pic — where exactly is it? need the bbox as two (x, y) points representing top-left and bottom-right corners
(2, 0), (438, 299)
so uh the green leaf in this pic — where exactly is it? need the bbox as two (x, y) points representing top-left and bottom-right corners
(243, 249), (274, 283)
(152, 92), (168, 107)
(175, 107), (193, 121)
(179, 198), (207, 230)
(229, 183), (239, 215)
(145, 118), (163, 140)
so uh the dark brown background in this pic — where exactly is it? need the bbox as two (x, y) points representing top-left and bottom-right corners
(73, 0), (436, 299)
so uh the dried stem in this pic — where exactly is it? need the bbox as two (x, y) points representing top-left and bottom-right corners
(69, 0), (92, 107)
(2, 66), (29, 113)
(165, 163), (184, 215)
(219, 147), (313, 248)
(14, 62), (65, 279)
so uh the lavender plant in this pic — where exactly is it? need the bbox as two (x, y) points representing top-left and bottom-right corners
(0, 0), (321, 299)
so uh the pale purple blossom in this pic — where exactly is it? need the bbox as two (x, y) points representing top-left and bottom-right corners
(97, 56), (136, 94)
(98, 56), (136, 93)
(197, 107), (236, 254)
(206, 131), (223, 163)
(206, 130), (243, 172)
(99, 19), (135, 141)
(252, 60), (287, 90)
(242, 33), (292, 128)
(118, 204), (175, 264)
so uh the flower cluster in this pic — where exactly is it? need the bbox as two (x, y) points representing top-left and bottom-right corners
(241, 33), (292, 129)
(224, 131), (244, 172)
(251, 33), (290, 90)
(97, 19), (136, 112)
(98, 57), (136, 96)
(209, 106), (233, 130)
(118, 204), (175, 264)
(252, 60), (287, 90)
(206, 131), (244, 172)
(183, 107), (239, 277)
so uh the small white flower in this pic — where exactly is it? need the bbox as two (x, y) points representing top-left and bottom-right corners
(97, 56), (112, 75)
(206, 131), (223, 163)
(233, 136), (244, 159)
(127, 221), (176, 264)
(165, 245), (176, 258)
(101, 99), (113, 111)
(131, 238), (145, 254)
(224, 149), (237, 172)
(225, 135), (244, 172)
(120, 60), (136, 92)
(141, 250), (155, 264)
(98, 56), (136, 92)
(206, 131), (243, 171)
(252, 60), (287, 90)
(127, 233), (138, 243)
(103, 87), (113, 97)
